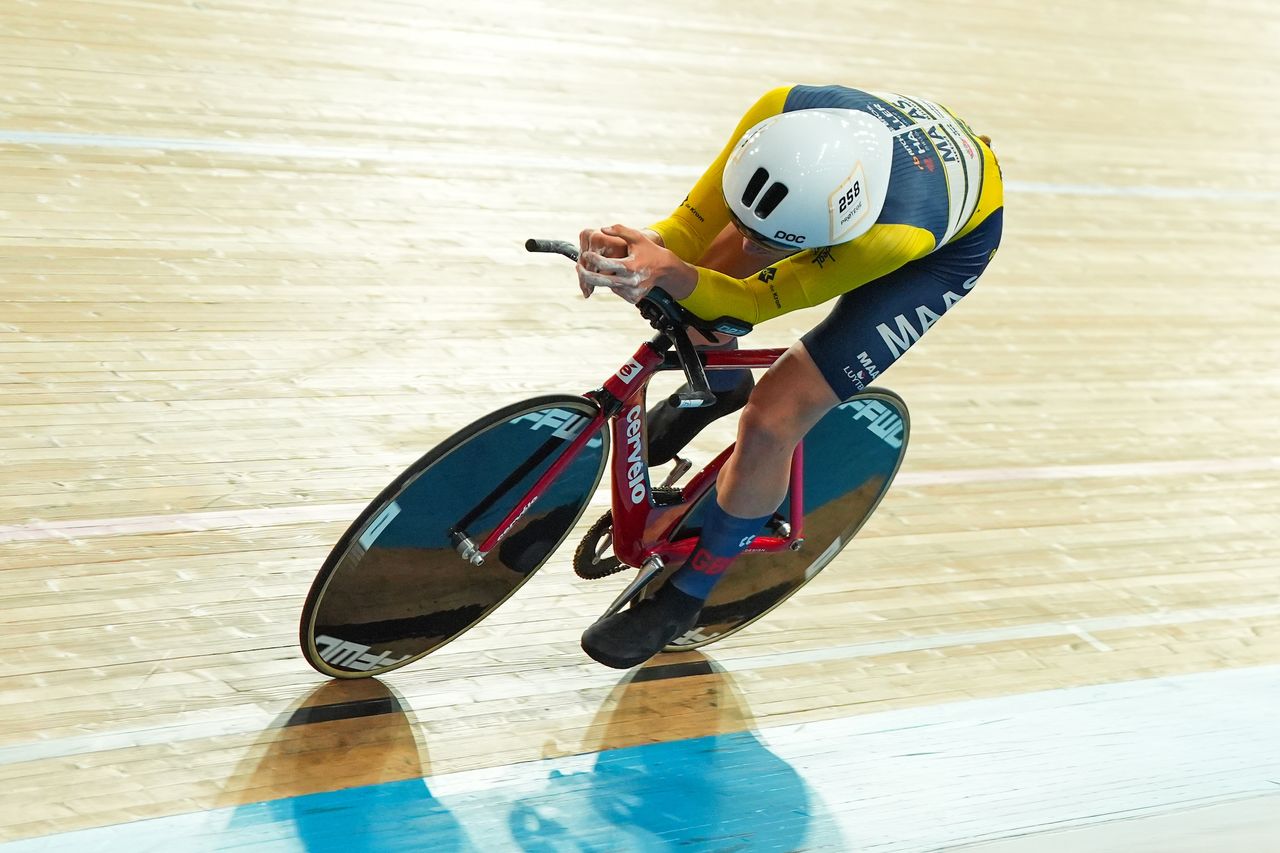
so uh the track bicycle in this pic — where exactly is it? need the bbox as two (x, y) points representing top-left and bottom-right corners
(300, 239), (910, 678)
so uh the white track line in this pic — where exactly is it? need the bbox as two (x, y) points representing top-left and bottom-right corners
(892, 455), (1280, 486)
(1, 600), (1276, 768)
(0, 502), (367, 544)
(3, 130), (1278, 201)
(3, 456), (1278, 545)
(715, 601), (1280, 675)
(5, 665), (1280, 851)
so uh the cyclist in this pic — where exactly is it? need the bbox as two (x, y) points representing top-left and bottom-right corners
(576, 85), (1004, 669)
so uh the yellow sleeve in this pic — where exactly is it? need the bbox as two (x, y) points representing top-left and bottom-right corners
(648, 86), (792, 262)
(676, 224), (937, 324)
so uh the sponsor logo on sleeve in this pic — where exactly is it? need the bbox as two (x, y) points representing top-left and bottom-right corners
(810, 247), (836, 268)
(679, 195), (706, 223)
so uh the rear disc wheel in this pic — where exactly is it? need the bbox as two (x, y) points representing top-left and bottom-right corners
(659, 389), (911, 652)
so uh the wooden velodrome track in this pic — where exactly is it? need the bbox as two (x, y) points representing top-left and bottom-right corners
(2, 0), (1279, 849)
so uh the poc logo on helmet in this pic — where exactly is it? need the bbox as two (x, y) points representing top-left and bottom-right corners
(773, 231), (806, 244)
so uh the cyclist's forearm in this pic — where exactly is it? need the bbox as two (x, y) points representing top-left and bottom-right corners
(647, 213), (709, 261)
(677, 268), (772, 324)
(652, 255), (697, 300)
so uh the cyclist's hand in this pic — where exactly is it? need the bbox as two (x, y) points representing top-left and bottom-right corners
(578, 227), (629, 261)
(577, 225), (639, 299)
(576, 224), (696, 303)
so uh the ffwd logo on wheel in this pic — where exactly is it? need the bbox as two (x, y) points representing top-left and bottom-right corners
(315, 635), (411, 671)
(510, 408), (605, 448)
(838, 398), (905, 448)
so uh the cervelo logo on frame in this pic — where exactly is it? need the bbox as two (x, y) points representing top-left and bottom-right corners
(315, 635), (411, 671)
(616, 358), (643, 384)
(623, 405), (647, 504)
(510, 408), (604, 448)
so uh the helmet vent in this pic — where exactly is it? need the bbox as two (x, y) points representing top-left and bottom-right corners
(741, 167), (769, 207)
(755, 182), (789, 218)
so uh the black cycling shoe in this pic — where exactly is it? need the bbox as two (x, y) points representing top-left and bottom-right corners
(581, 583), (704, 669)
(646, 373), (754, 467)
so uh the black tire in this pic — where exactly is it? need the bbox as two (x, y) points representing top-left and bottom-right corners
(300, 395), (609, 678)
(659, 388), (911, 652)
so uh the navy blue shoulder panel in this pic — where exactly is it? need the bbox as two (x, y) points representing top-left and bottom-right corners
(783, 85), (949, 243)
(783, 85), (884, 113)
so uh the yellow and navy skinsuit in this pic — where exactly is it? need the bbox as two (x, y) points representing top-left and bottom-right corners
(649, 85), (1004, 398)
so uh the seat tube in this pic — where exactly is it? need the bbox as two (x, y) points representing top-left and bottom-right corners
(788, 440), (805, 539)
(602, 341), (666, 567)
(608, 393), (654, 567)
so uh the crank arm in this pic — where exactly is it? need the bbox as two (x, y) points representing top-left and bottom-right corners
(656, 455), (693, 490)
(598, 555), (665, 619)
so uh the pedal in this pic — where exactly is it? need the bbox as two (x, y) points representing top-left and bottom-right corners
(657, 455), (692, 489)
(651, 487), (683, 507)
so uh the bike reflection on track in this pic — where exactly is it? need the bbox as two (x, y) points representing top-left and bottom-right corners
(226, 663), (842, 850)
(506, 656), (845, 851)
(225, 680), (467, 851)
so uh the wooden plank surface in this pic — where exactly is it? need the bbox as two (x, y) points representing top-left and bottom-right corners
(0, 0), (1278, 846)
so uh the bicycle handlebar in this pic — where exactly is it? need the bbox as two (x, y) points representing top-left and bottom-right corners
(524, 238), (578, 262)
(525, 237), (721, 408)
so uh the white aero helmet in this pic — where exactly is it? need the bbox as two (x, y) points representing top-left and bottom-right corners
(722, 108), (894, 251)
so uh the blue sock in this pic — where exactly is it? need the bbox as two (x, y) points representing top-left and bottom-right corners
(703, 337), (751, 393)
(671, 498), (773, 600)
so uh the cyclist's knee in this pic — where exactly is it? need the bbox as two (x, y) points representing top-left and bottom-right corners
(737, 389), (827, 450)
(736, 399), (800, 455)
(734, 341), (839, 451)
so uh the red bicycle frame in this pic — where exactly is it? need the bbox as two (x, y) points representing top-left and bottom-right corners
(473, 340), (805, 570)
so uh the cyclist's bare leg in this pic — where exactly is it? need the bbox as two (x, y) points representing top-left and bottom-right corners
(581, 341), (837, 669)
(715, 342), (838, 517)
(581, 229), (821, 669)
